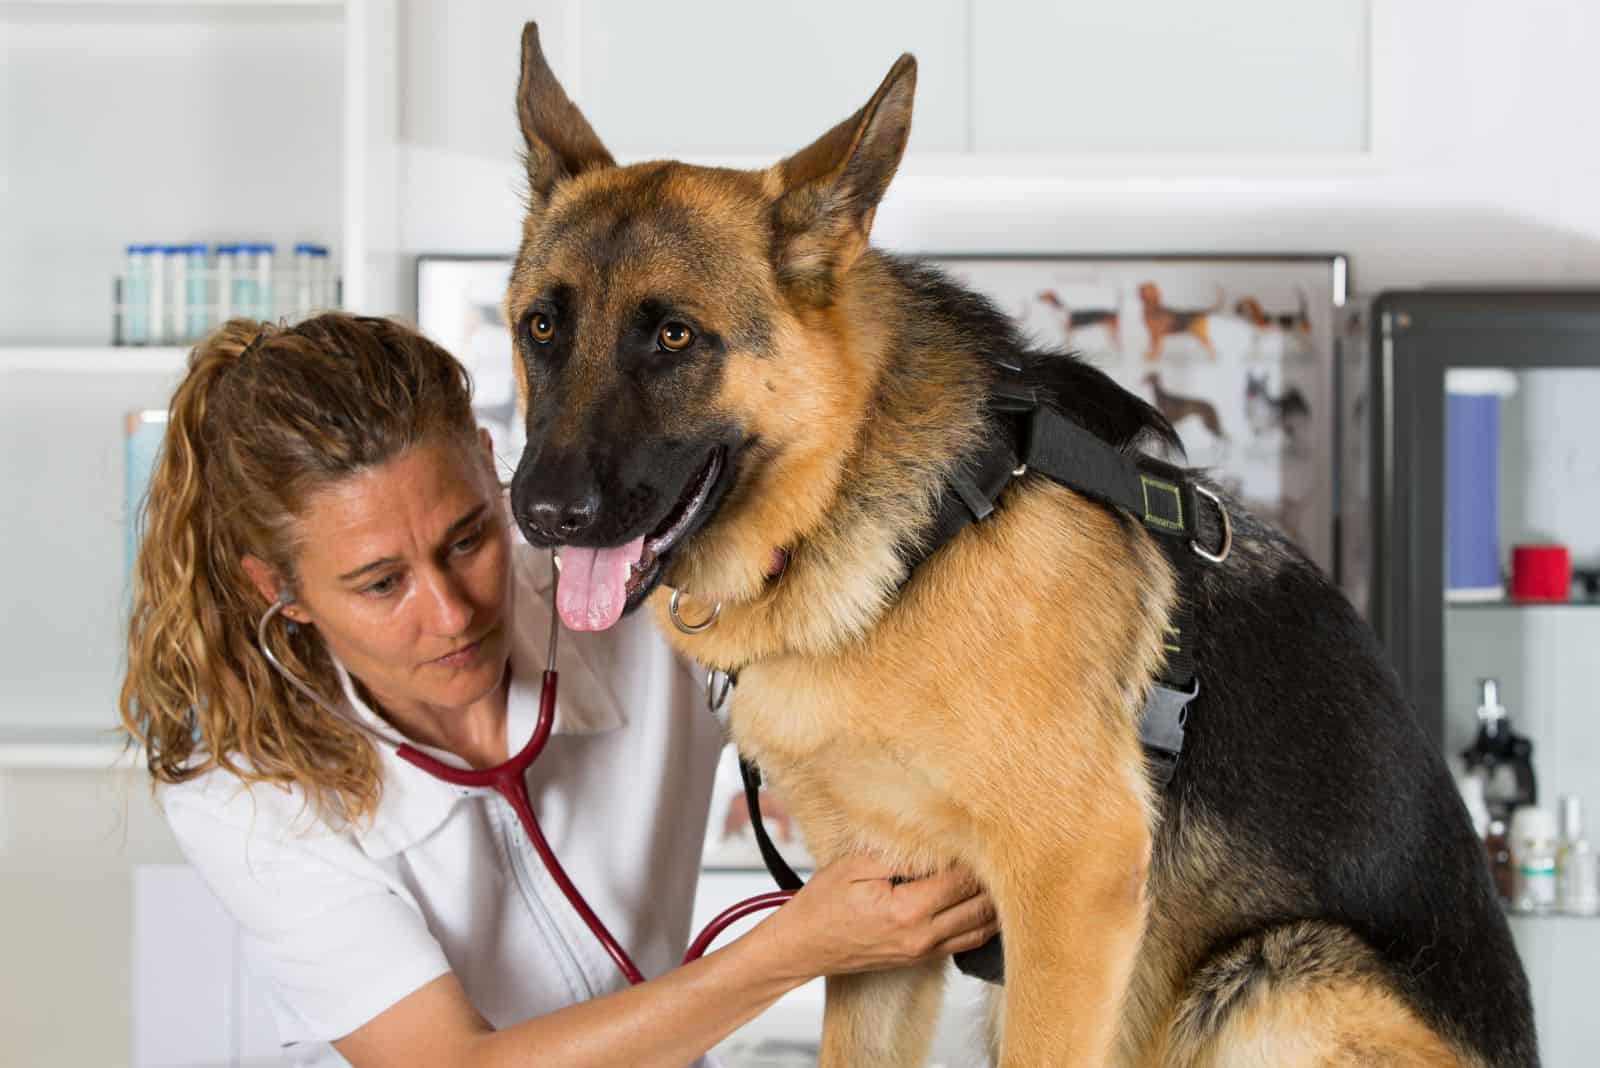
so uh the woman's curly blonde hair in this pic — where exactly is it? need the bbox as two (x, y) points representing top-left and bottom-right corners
(119, 313), (480, 823)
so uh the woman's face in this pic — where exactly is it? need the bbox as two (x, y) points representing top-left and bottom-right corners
(276, 435), (513, 721)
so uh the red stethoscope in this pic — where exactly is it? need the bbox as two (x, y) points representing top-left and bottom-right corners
(258, 556), (794, 987)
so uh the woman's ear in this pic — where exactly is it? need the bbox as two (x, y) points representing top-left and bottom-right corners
(241, 554), (307, 622)
(476, 427), (504, 485)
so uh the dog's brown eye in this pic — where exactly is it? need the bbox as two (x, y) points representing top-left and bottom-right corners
(658, 322), (694, 352)
(528, 313), (555, 344)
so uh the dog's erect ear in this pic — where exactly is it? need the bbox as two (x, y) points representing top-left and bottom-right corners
(770, 54), (916, 305)
(517, 22), (614, 205)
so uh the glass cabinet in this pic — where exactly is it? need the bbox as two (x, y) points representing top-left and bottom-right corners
(1369, 290), (1600, 1063)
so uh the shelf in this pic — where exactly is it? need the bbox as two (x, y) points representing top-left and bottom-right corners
(1448, 596), (1600, 610)
(0, 347), (189, 373)
(4, 1), (342, 9)
(0, 728), (141, 770)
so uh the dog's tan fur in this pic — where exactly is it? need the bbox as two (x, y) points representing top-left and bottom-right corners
(506, 24), (1475, 1066)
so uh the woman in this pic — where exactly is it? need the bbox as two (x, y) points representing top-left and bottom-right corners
(120, 313), (997, 1068)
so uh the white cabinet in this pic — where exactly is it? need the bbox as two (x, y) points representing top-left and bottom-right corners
(132, 864), (286, 1067)
(0, 0), (401, 757)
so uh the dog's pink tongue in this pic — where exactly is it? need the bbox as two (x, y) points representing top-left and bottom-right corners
(556, 536), (646, 631)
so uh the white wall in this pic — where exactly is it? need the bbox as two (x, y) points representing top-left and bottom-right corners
(394, 0), (1600, 294)
(7, 2), (1600, 1065)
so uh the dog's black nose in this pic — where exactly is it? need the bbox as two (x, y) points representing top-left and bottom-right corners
(524, 490), (599, 542)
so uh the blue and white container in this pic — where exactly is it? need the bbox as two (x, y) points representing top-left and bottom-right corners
(233, 244), (259, 320)
(1445, 369), (1520, 601)
(254, 242), (276, 319)
(123, 245), (152, 345)
(215, 243), (239, 322)
(183, 244), (209, 340)
(294, 243), (330, 318)
(160, 245), (187, 345)
(149, 245), (170, 345)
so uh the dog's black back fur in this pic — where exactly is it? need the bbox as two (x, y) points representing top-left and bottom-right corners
(1180, 517), (1536, 1064)
(887, 256), (1537, 1064)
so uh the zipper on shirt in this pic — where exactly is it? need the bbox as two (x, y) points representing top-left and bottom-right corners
(492, 794), (599, 1002)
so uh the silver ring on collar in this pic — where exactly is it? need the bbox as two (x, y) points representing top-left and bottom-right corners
(669, 588), (722, 634)
(705, 668), (735, 715)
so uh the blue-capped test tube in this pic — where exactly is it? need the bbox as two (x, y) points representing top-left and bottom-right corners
(215, 244), (238, 323)
(294, 243), (331, 318)
(183, 245), (209, 340)
(124, 245), (151, 345)
(255, 243), (276, 320)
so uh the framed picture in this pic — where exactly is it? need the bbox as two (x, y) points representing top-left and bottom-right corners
(415, 255), (521, 480)
(920, 254), (1350, 581)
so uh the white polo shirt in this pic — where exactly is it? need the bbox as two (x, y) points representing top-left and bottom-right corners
(161, 536), (725, 1066)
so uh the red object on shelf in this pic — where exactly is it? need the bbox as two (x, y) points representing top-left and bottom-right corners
(1509, 544), (1572, 601)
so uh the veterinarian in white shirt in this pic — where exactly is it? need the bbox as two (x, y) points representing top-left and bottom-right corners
(122, 314), (997, 1068)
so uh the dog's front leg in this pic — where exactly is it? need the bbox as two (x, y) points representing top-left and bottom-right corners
(990, 817), (1151, 1067)
(818, 959), (945, 1068)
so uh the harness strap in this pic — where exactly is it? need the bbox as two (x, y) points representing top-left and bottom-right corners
(738, 757), (805, 892)
(734, 374), (1228, 985)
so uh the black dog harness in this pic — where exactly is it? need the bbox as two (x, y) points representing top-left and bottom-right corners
(733, 365), (1232, 981)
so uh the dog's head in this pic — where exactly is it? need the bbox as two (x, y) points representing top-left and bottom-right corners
(504, 23), (917, 632)
(1137, 282), (1161, 307)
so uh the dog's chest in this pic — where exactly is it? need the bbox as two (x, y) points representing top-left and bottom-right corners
(725, 658), (977, 863)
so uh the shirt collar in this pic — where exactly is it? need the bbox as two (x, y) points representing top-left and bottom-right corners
(343, 533), (627, 859)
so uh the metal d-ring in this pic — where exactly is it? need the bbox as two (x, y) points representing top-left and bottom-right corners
(669, 588), (722, 634)
(705, 668), (735, 715)
(1190, 484), (1233, 564)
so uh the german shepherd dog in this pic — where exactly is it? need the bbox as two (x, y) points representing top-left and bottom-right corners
(503, 24), (1535, 1067)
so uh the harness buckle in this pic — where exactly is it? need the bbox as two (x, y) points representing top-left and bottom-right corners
(1189, 484), (1232, 564)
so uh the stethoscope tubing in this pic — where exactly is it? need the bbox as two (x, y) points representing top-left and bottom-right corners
(258, 553), (795, 988)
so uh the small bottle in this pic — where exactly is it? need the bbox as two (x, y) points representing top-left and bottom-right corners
(256, 242), (276, 319)
(184, 244), (209, 340)
(316, 246), (335, 310)
(161, 245), (185, 345)
(123, 245), (151, 345)
(1510, 806), (1558, 914)
(1462, 678), (1538, 823)
(233, 244), (258, 320)
(1456, 765), (1490, 839)
(149, 244), (170, 345)
(1484, 817), (1515, 904)
(215, 244), (237, 322)
(1557, 796), (1600, 916)
(233, 243), (259, 319)
(293, 243), (330, 318)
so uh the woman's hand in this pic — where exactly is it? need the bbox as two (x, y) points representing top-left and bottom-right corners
(758, 854), (999, 983)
